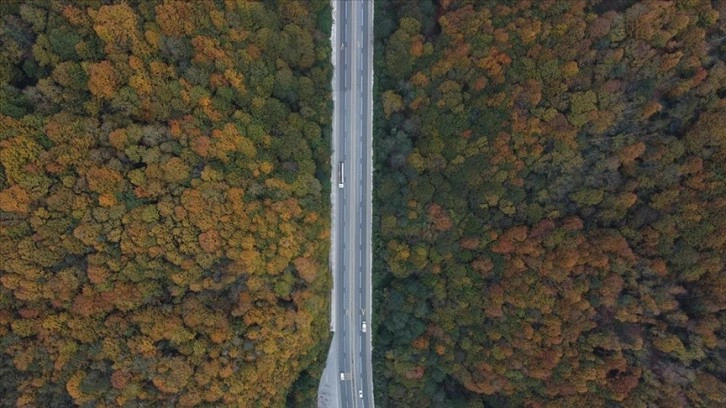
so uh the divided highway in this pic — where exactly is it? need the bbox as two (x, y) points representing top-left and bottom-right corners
(325, 0), (374, 407)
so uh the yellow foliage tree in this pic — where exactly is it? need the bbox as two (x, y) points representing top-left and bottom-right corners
(0, 185), (32, 213)
(293, 256), (317, 284)
(155, 1), (195, 37)
(87, 60), (118, 99)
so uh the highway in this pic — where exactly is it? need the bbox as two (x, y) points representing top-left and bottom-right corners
(328, 0), (374, 407)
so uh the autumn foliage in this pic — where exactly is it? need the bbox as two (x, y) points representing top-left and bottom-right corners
(373, 0), (725, 406)
(0, 0), (332, 406)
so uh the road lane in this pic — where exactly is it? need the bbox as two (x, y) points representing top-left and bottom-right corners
(360, 1), (374, 405)
(338, 2), (351, 407)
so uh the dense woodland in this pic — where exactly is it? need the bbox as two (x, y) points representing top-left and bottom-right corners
(373, 0), (725, 406)
(0, 1), (332, 406)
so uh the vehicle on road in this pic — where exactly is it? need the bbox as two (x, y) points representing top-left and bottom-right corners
(340, 372), (346, 381)
(358, 390), (363, 399)
(361, 321), (367, 333)
(338, 162), (344, 188)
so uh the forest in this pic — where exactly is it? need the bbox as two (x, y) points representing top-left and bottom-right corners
(0, 1), (332, 406)
(373, 0), (725, 407)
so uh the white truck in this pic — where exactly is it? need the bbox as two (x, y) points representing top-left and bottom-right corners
(338, 162), (344, 188)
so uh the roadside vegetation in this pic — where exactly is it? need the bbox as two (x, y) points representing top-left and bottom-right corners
(0, 1), (332, 406)
(373, 0), (725, 406)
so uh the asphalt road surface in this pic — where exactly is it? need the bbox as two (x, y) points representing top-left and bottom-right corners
(333, 1), (374, 407)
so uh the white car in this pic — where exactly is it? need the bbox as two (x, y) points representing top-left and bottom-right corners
(358, 390), (363, 399)
(340, 372), (345, 381)
(361, 321), (367, 333)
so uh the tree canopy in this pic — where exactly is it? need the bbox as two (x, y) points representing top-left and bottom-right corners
(373, 0), (725, 406)
(0, 1), (332, 406)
